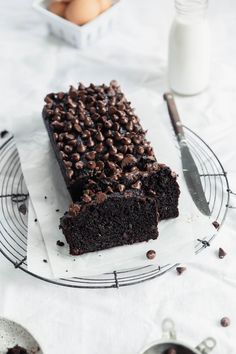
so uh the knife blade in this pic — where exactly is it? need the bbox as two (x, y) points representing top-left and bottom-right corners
(163, 92), (211, 216)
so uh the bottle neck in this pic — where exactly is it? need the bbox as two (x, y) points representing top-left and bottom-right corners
(175, 0), (208, 23)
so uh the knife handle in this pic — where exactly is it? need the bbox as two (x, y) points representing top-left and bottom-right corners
(163, 92), (185, 141)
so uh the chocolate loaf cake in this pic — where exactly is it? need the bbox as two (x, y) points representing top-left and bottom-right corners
(43, 81), (180, 255)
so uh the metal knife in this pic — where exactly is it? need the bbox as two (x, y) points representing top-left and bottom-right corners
(163, 92), (211, 216)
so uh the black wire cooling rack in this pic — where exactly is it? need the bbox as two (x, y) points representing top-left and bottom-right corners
(0, 128), (233, 289)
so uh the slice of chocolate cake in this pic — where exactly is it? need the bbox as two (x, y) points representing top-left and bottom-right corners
(43, 81), (180, 255)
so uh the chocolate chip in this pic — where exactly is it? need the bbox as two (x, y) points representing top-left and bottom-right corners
(146, 250), (156, 260)
(51, 121), (64, 130)
(34, 218), (37, 222)
(18, 204), (27, 215)
(114, 153), (124, 161)
(108, 106), (117, 115)
(95, 130), (105, 142)
(114, 131), (122, 141)
(121, 137), (132, 145)
(65, 133), (75, 140)
(106, 138), (113, 146)
(219, 247), (227, 259)
(57, 142), (64, 150)
(113, 122), (120, 131)
(87, 137), (95, 147)
(57, 240), (65, 247)
(126, 121), (133, 132)
(69, 203), (81, 216)
(96, 143), (104, 153)
(212, 220), (220, 229)
(106, 186), (113, 193)
(119, 116), (128, 125)
(71, 153), (80, 161)
(69, 139), (78, 147)
(44, 196), (47, 199)
(58, 91), (65, 100)
(104, 129), (113, 138)
(107, 161), (117, 172)
(43, 259), (47, 263)
(117, 184), (125, 193)
(104, 120), (113, 129)
(220, 317), (230, 327)
(87, 161), (96, 170)
(82, 194), (92, 203)
(74, 123), (82, 133)
(96, 160), (105, 170)
(75, 161), (84, 170)
(96, 192), (107, 204)
(131, 181), (142, 189)
(63, 160), (72, 168)
(64, 145), (73, 153)
(146, 146), (154, 156)
(176, 266), (186, 275)
(85, 151), (96, 160)
(110, 79), (119, 87)
(77, 142), (86, 153)
(66, 169), (74, 179)
(121, 154), (137, 168)
(69, 85), (78, 97)
(53, 132), (59, 141)
(109, 145), (118, 155)
(102, 153), (110, 161)
(84, 117), (93, 127)
(67, 97), (77, 108)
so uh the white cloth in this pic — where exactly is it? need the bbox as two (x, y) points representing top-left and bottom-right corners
(0, 0), (236, 353)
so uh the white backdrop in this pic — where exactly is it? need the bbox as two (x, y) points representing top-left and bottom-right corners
(0, 0), (236, 353)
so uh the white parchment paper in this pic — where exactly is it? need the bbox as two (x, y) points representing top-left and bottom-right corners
(14, 90), (214, 278)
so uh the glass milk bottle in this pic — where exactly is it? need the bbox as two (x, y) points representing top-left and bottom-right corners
(168, 0), (210, 95)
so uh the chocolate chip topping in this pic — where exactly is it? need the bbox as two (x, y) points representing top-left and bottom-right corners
(43, 81), (165, 208)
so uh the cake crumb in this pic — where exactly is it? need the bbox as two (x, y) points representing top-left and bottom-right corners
(43, 259), (47, 263)
(57, 240), (65, 247)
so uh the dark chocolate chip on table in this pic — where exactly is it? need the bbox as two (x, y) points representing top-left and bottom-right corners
(43, 259), (47, 263)
(218, 247), (227, 259)
(57, 240), (65, 247)
(212, 220), (220, 229)
(34, 218), (37, 222)
(18, 204), (27, 215)
(220, 317), (230, 327)
(146, 250), (156, 260)
(176, 266), (186, 275)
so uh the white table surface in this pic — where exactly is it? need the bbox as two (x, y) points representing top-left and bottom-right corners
(0, 0), (236, 353)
